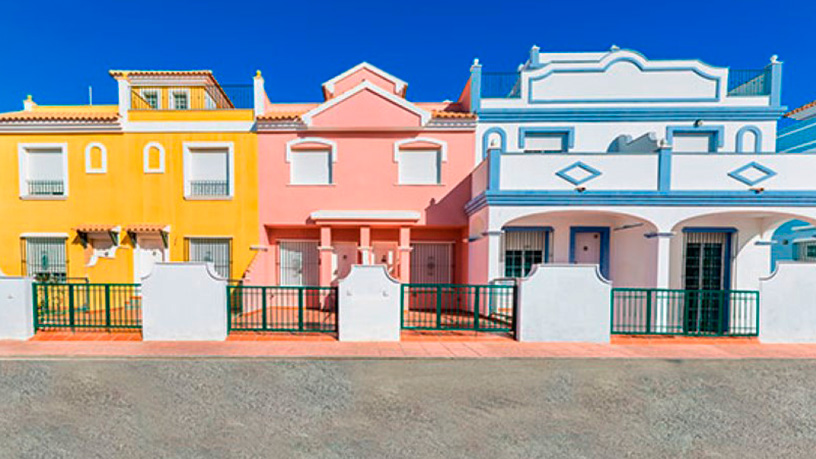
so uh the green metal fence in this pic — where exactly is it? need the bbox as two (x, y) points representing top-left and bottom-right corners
(227, 286), (337, 332)
(611, 288), (759, 336)
(33, 283), (142, 330)
(401, 283), (516, 332)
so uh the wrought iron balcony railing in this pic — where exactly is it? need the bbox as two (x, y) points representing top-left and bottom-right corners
(727, 68), (772, 97)
(27, 180), (65, 196)
(189, 180), (229, 197)
(480, 72), (521, 98)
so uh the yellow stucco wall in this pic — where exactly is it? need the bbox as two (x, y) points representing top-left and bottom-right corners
(0, 127), (259, 283)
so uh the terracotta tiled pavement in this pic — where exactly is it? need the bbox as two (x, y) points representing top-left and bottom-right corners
(2, 331), (816, 359)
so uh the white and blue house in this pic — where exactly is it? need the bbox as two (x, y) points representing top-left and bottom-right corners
(465, 46), (816, 335)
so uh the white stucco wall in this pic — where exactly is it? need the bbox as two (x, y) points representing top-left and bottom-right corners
(759, 263), (816, 343)
(516, 264), (611, 342)
(337, 265), (401, 341)
(141, 263), (227, 341)
(0, 275), (33, 340)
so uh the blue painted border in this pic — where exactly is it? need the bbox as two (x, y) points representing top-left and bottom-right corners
(666, 125), (725, 152)
(569, 226), (610, 279)
(518, 126), (575, 151)
(657, 146), (672, 192)
(487, 149), (501, 191)
(735, 125), (763, 153)
(476, 107), (786, 121)
(481, 127), (507, 160)
(770, 62), (783, 108)
(526, 55), (722, 104)
(727, 161), (777, 186)
(470, 64), (482, 113)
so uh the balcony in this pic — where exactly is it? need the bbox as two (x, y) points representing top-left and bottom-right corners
(129, 85), (253, 110)
(480, 68), (773, 98)
(27, 180), (65, 196)
(474, 150), (816, 197)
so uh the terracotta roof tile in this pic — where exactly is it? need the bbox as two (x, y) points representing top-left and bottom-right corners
(74, 224), (118, 233)
(786, 100), (816, 118)
(125, 224), (168, 233)
(431, 110), (476, 119)
(257, 111), (305, 121)
(109, 70), (213, 77)
(0, 111), (119, 122)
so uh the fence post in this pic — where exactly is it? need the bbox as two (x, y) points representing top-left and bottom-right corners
(436, 286), (442, 329)
(32, 283), (39, 331)
(68, 284), (75, 330)
(473, 286), (481, 331)
(298, 287), (304, 332)
(645, 288), (652, 334)
(261, 286), (268, 331)
(105, 284), (111, 329)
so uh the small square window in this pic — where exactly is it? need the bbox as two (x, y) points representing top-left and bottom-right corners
(19, 144), (68, 197)
(398, 149), (441, 185)
(140, 89), (160, 109)
(290, 150), (332, 185)
(171, 90), (189, 110)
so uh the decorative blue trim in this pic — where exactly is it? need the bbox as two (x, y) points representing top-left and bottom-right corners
(770, 62), (783, 108)
(735, 125), (763, 153)
(555, 161), (602, 186)
(666, 125), (725, 151)
(477, 107), (786, 121)
(569, 226), (610, 279)
(657, 146), (672, 192)
(518, 126), (575, 151)
(727, 161), (777, 186)
(481, 127), (507, 161)
(487, 149), (501, 191)
(464, 190), (816, 215)
(526, 56), (722, 104)
(470, 65), (482, 113)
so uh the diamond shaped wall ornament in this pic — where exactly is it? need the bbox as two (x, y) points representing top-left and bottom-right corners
(728, 162), (777, 186)
(555, 161), (602, 186)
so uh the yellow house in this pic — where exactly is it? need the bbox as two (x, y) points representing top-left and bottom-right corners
(0, 70), (261, 284)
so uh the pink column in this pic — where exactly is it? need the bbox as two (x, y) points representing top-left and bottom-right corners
(359, 226), (372, 265)
(319, 226), (333, 287)
(398, 227), (411, 283)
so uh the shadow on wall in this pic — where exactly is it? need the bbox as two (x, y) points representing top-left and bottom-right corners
(425, 174), (472, 226)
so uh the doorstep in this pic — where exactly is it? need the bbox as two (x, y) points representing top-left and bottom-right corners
(612, 335), (759, 345)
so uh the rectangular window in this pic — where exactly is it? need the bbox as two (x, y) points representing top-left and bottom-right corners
(524, 133), (567, 153)
(290, 150), (332, 185)
(20, 145), (66, 197)
(170, 90), (189, 110)
(140, 89), (160, 109)
(398, 149), (441, 185)
(502, 229), (549, 278)
(672, 133), (716, 152)
(188, 148), (230, 197)
(185, 238), (232, 279)
(23, 237), (67, 281)
(279, 240), (319, 286)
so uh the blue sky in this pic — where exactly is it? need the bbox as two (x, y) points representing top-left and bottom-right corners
(1, 0), (814, 113)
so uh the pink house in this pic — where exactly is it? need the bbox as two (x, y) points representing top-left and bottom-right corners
(252, 63), (476, 287)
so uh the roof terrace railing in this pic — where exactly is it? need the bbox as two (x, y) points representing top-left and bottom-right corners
(480, 72), (522, 99)
(727, 68), (772, 97)
(129, 84), (253, 110)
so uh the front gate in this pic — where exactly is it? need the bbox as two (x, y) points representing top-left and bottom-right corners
(401, 283), (516, 333)
(33, 282), (142, 330)
(227, 285), (337, 332)
(611, 288), (759, 336)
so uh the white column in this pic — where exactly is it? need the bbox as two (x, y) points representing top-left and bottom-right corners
(651, 232), (674, 333)
(253, 70), (266, 118)
(486, 230), (502, 281)
(116, 75), (130, 122)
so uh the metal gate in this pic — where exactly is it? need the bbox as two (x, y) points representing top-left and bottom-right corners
(401, 283), (516, 332)
(228, 285), (337, 332)
(33, 282), (142, 330)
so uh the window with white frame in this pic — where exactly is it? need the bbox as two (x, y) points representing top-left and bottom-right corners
(524, 133), (567, 153)
(185, 145), (231, 197)
(19, 144), (67, 197)
(170, 89), (190, 110)
(398, 149), (441, 185)
(290, 149), (332, 185)
(672, 132), (716, 152)
(140, 89), (160, 109)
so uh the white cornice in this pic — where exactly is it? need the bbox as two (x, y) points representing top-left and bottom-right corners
(323, 62), (407, 97)
(302, 81), (430, 126)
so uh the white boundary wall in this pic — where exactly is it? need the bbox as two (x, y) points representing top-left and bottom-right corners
(516, 264), (611, 343)
(759, 263), (816, 343)
(338, 265), (400, 342)
(142, 263), (227, 341)
(0, 272), (34, 340)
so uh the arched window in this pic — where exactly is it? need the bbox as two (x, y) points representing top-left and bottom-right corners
(85, 142), (107, 174)
(143, 142), (166, 173)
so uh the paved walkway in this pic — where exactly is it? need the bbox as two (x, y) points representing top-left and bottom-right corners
(3, 332), (816, 359)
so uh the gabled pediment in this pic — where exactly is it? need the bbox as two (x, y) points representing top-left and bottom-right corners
(322, 62), (407, 99)
(302, 81), (430, 128)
